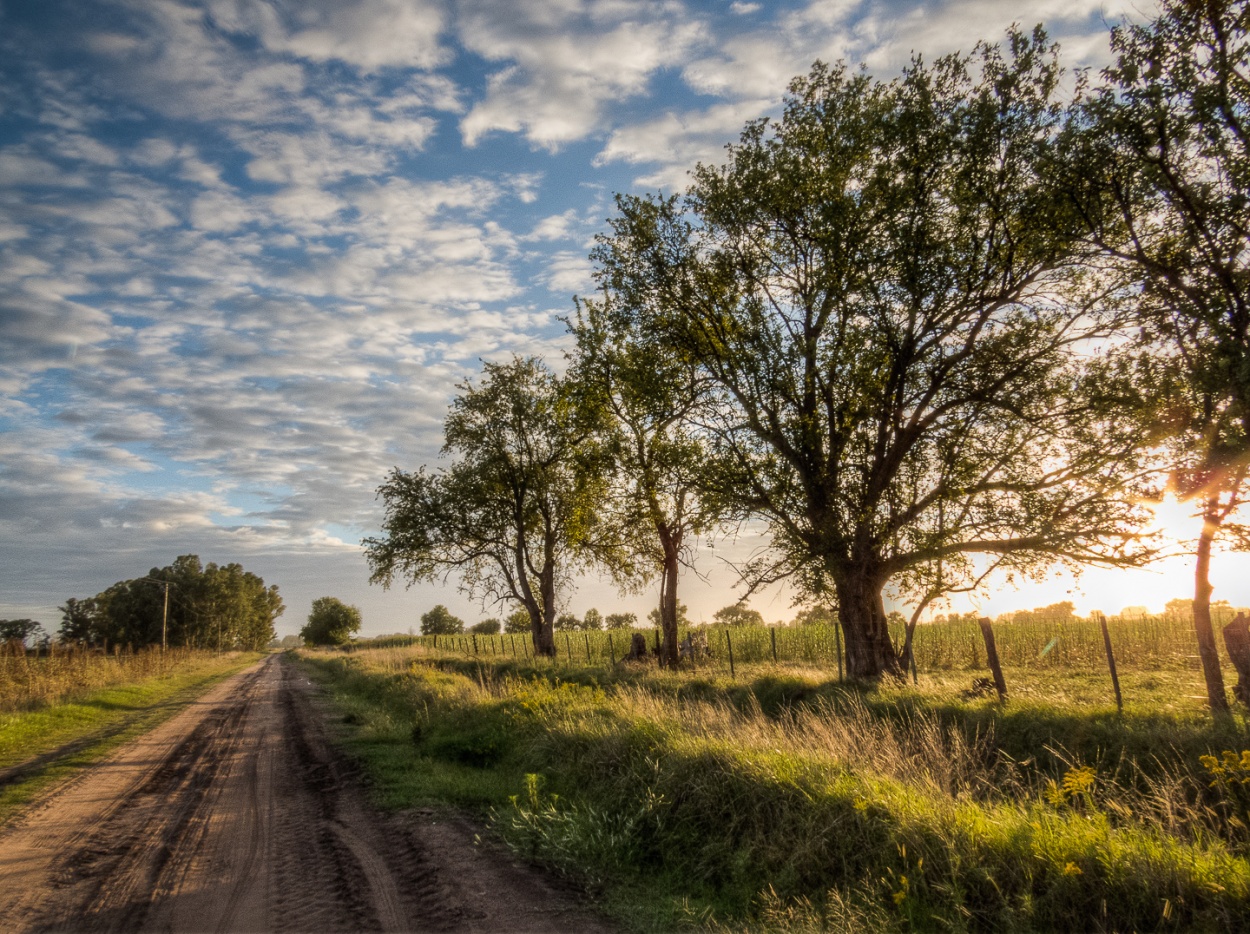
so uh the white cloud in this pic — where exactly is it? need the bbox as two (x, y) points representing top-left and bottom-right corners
(537, 250), (594, 296)
(458, 0), (707, 149)
(595, 98), (770, 188)
(523, 209), (581, 242)
(206, 0), (451, 71)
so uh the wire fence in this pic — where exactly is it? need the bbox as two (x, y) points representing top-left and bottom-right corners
(362, 614), (1207, 675)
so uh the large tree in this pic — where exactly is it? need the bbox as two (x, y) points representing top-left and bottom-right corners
(365, 357), (614, 656)
(569, 291), (726, 667)
(594, 33), (1154, 680)
(1068, 0), (1250, 711)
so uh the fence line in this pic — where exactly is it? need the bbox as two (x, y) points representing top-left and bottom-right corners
(364, 615), (1205, 676)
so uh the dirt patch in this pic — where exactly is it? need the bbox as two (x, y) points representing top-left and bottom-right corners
(0, 655), (613, 933)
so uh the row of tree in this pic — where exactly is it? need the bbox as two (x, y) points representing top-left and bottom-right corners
(58, 555), (283, 651)
(367, 3), (1250, 708)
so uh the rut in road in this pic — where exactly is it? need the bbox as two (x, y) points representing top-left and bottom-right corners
(0, 654), (611, 934)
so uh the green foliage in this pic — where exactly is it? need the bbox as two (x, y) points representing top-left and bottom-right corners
(421, 704), (515, 768)
(793, 605), (836, 627)
(1001, 601), (1078, 624)
(420, 604), (464, 635)
(0, 619), (45, 646)
(582, 608), (603, 631)
(57, 598), (96, 643)
(504, 609), (531, 633)
(596, 34), (1155, 679)
(569, 271), (728, 666)
(646, 602), (688, 628)
(300, 596), (362, 646)
(1202, 750), (1250, 847)
(604, 612), (637, 630)
(365, 357), (614, 657)
(470, 618), (502, 635)
(554, 612), (580, 631)
(713, 603), (764, 627)
(69, 555), (282, 650)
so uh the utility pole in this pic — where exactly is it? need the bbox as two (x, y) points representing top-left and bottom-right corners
(138, 577), (175, 651)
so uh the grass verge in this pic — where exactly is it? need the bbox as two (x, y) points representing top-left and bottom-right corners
(297, 647), (1250, 932)
(0, 651), (263, 824)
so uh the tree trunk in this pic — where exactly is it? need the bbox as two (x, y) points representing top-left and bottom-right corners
(1194, 492), (1229, 712)
(834, 572), (902, 681)
(657, 525), (681, 669)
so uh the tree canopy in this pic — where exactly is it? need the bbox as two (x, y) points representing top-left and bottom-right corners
(593, 32), (1154, 678)
(0, 619), (45, 647)
(713, 604), (766, 627)
(365, 357), (614, 656)
(421, 605), (465, 635)
(604, 612), (638, 630)
(301, 597), (362, 646)
(64, 555), (282, 650)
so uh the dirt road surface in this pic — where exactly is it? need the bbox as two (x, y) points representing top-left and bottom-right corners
(0, 655), (612, 933)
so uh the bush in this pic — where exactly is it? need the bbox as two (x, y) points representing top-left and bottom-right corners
(300, 597), (361, 646)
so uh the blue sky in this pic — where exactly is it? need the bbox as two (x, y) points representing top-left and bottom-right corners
(8, 0), (1238, 638)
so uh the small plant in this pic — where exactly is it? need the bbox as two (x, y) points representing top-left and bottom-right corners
(1200, 750), (1250, 839)
(1044, 765), (1098, 811)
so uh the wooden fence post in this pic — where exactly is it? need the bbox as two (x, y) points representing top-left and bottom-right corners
(608, 634), (616, 665)
(584, 632), (591, 662)
(1097, 612), (1123, 714)
(565, 632), (571, 659)
(726, 629), (736, 679)
(977, 617), (1008, 701)
(770, 627), (778, 664)
(834, 624), (843, 681)
(472, 634), (478, 655)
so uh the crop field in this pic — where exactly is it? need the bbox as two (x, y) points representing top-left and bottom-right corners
(368, 614), (1204, 680)
(0, 644), (226, 713)
(299, 633), (1250, 933)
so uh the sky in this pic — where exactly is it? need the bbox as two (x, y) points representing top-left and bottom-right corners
(5, 0), (1244, 640)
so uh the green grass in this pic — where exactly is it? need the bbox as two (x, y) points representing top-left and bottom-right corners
(297, 646), (1250, 932)
(0, 651), (263, 824)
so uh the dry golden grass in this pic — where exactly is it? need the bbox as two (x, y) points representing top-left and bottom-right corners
(0, 643), (223, 713)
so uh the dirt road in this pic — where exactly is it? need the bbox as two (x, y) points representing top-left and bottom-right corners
(0, 655), (610, 933)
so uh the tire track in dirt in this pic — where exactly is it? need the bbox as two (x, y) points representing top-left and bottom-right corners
(0, 654), (613, 933)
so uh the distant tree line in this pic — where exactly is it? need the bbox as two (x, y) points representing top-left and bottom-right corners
(367, 3), (1250, 708)
(57, 554), (282, 651)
